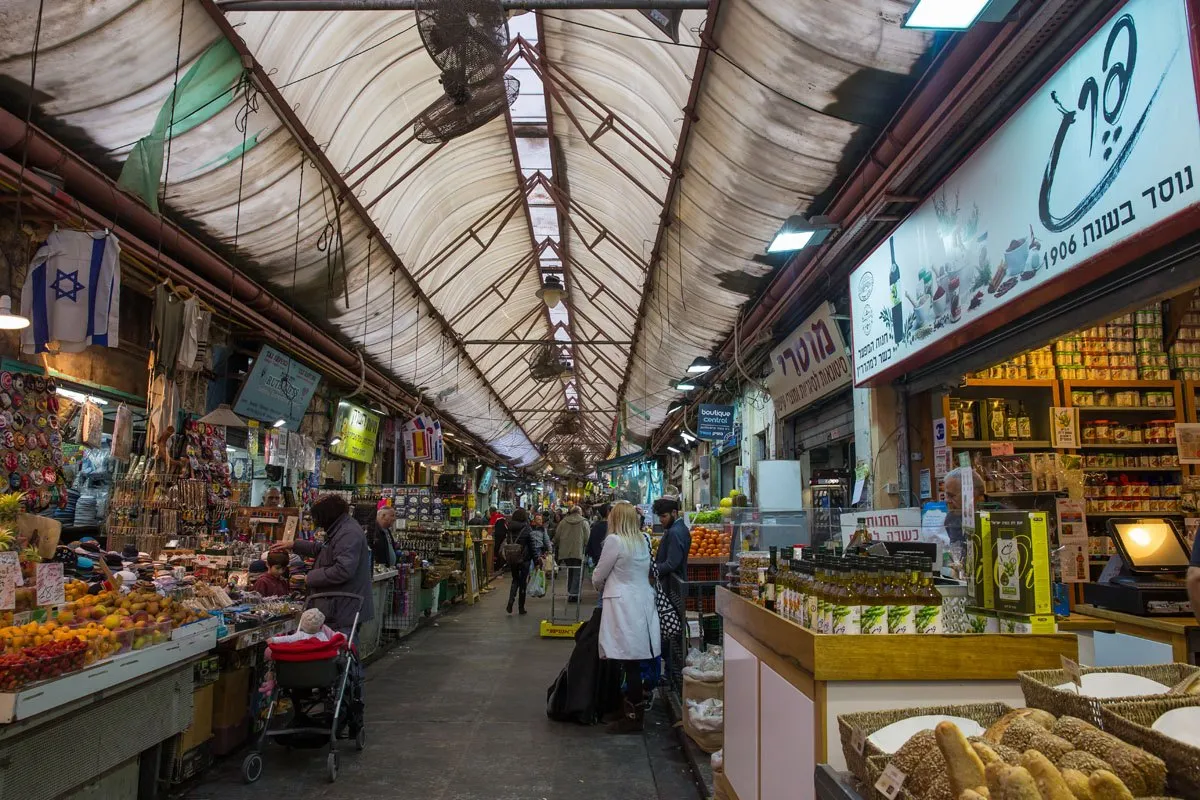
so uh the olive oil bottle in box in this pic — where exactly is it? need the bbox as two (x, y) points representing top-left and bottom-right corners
(966, 512), (994, 611)
(981, 510), (1052, 616)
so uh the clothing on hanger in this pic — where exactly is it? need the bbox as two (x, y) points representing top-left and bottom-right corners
(21, 230), (121, 354)
(176, 296), (212, 370)
(153, 283), (186, 377)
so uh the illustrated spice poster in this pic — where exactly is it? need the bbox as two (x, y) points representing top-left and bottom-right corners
(183, 420), (233, 505)
(0, 372), (67, 512)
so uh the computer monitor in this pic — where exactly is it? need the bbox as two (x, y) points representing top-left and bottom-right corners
(1105, 518), (1190, 575)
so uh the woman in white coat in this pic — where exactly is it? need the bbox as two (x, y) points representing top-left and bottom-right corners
(592, 501), (661, 733)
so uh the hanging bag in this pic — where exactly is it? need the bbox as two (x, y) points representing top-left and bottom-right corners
(644, 533), (682, 637)
(502, 526), (527, 567)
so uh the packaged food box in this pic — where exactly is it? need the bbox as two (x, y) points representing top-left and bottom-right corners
(967, 512), (994, 611)
(981, 510), (1052, 616)
(965, 607), (999, 634)
(997, 612), (1058, 634)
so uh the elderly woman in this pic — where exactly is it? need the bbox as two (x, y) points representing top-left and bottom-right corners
(592, 501), (660, 734)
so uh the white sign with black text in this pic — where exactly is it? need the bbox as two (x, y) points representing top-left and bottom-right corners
(849, 0), (1200, 383)
(766, 302), (852, 419)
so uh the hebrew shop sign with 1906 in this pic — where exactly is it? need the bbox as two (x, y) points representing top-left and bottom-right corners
(848, 0), (1200, 384)
(766, 302), (852, 419)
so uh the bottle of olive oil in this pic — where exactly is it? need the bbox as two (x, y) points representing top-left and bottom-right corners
(829, 561), (861, 635)
(860, 556), (889, 634)
(914, 558), (944, 634)
(886, 558), (916, 634)
(803, 558), (818, 630)
(765, 547), (779, 613)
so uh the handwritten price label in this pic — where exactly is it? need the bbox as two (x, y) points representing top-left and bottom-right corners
(851, 727), (867, 755)
(875, 763), (907, 799)
(1061, 654), (1083, 688)
(36, 562), (64, 607)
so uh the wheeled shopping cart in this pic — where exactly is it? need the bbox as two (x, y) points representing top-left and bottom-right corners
(539, 559), (586, 638)
(241, 592), (364, 784)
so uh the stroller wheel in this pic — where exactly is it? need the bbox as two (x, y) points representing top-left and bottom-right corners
(355, 727), (366, 751)
(327, 751), (340, 782)
(241, 752), (264, 784)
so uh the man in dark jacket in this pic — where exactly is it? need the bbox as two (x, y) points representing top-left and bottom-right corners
(492, 513), (509, 572)
(505, 508), (536, 615)
(553, 506), (590, 602)
(366, 503), (398, 568)
(653, 496), (690, 584)
(280, 494), (374, 634)
(585, 503), (610, 564)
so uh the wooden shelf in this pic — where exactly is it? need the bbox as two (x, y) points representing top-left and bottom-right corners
(987, 491), (1067, 497)
(1078, 443), (1177, 449)
(962, 379), (1058, 389)
(1080, 466), (1182, 472)
(1063, 379), (1180, 389)
(951, 439), (1052, 449)
(1083, 510), (1184, 517)
(1075, 406), (1178, 413)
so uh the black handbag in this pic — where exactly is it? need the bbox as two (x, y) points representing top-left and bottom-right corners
(644, 534), (682, 637)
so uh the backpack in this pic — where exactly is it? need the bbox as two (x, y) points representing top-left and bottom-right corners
(502, 526), (528, 566)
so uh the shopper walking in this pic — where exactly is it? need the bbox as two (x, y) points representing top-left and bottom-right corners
(586, 503), (609, 565)
(592, 501), (660, 733)
(553, 505), (589, 602)
(505, 508), (535, 615)
(531, 511), (553, 562)
(653, 496), (689, 681)
(492, 512), (509, 573)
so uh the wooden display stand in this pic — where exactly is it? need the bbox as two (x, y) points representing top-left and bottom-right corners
(234, 507), (300, 543)
(715, 587), (1078, 800)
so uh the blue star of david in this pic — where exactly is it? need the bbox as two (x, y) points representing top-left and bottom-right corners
(51, 269), (84, 302)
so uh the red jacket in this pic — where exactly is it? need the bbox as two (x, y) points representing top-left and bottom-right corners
(253, 572), (290, 598)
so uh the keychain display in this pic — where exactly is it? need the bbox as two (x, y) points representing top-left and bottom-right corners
(0, 371), (67, 512)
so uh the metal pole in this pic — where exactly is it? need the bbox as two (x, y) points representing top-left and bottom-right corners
(216, 0), (707, 9)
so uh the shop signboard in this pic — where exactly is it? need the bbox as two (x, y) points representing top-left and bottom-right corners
(696, 404), (735, 441)
(329, 401), (381, 463)
(849, 0), (1200, 384)
(766, 302), (852, 418)
(233, 344), (321, 430)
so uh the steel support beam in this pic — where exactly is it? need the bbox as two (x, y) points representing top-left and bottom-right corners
(463, 338), (632, 345)
(217, 0), (707, 9)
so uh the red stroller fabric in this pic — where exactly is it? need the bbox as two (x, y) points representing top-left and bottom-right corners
(268, 632), (347, 662)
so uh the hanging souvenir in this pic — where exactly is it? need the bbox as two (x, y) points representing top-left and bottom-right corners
(80, 400), (102, 448)
(111, 402), (132, 461)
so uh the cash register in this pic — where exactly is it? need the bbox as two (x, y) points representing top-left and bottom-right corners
(1081, 518), (1193, 616)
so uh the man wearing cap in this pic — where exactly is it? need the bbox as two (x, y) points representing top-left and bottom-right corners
(652, 496), (690, 585)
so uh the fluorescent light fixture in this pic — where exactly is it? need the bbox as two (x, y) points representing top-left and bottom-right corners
(667, 446), (681, 454)
(56, 387), (108, 406)
(329, 436), (342, 446)
(680, 431), (696, 443)
(0, 295), (29, 330)
(902, 0), (989, 29)
(766, 215), (837, 254)
(687, 356), (716, 375)
(444, 432), (456, 438)
(667, 401), (685, 414)
(673, 378), (698, 391)
(272, 419), (287, 428)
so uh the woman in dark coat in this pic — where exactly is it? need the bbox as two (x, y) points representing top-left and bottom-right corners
(505, 508), (535, 615)
(492, 513), (509, 572)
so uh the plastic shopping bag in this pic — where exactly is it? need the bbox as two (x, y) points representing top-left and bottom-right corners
(528, 567), (547, 598)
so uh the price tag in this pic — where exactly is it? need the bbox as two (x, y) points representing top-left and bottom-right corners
(1061, 655), (1083, 688)
(0, 552), (16, 610)
(850, 727), (867, 755)
(990, 442), (1015, 456)
(874, 763), (907, 799)
(13, 611), (32, 626)
(36, 562), (64, 606)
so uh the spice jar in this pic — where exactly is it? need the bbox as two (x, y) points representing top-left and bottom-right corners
(1094, 420), (1112, 442)
(1083, 421), (1098, 444)
(1112, 423), (1130, 443)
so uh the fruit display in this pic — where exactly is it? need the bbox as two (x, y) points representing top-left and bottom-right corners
(689, 526), (732, 560)
(872, 708), (1170, 800)
(692, 509), (724, 525)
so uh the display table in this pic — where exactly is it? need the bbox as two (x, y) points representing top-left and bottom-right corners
(716, 587), (1078, 800)
(1075, 603), (1199, 665)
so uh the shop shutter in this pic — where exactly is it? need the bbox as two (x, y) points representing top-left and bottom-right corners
(903, 233), (1200, 394)
(796, 393), (855, 452)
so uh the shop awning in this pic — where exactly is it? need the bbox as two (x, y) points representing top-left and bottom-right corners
(0, 0), (933, 469)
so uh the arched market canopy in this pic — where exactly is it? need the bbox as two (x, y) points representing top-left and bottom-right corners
(0, 0), (932, 470)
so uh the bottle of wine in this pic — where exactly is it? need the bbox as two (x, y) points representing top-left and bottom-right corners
(889, 237), (904, 344)
(765, 546), (779, 612)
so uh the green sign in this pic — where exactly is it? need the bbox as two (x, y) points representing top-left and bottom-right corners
(329, 401), (380, 463)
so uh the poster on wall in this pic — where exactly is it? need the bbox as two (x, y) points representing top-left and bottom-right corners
(233, 344), (322, 430)
(329, 401), (381, 463)
(1050, 407), (1080, 448)
(849, 0), (1200, 384)
(1056, 498), (1090, 583)
(1176, 422), (1200, 463)
(766, 302), (852, 419)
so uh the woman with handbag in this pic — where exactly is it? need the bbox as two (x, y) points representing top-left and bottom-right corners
(504, 508), (535, 615)
(591, 501), (661, 734)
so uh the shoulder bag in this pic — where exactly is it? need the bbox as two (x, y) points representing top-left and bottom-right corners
(644, 533), (682, 638)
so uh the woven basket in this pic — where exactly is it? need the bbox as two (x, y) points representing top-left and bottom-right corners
(837, 702), (1013, 791)
(1018, 663), (1200, 726)
(1102, 695), (1200, 798)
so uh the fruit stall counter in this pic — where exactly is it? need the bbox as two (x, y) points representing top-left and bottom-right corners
(715, 587), (1077, 800)
(1074, 603), (1200, 665)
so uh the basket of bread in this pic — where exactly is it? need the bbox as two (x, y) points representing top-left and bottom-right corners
(1017, 664), (1200, 726)
(863, 706), (1176, 800)
(1100, 694), (1200, 799)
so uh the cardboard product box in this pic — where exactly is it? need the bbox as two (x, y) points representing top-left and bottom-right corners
(997, 612), (1058, 634)
(178, 683), (215, 753)
(988, 510), (1052, 615)
(170, 740), (213, 786)
(967, 513), (995, 610)
(966, 607), (999, 634)
(211, 666), (252, 728)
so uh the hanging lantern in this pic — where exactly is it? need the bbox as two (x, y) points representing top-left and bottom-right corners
(535, 274), (567, 308)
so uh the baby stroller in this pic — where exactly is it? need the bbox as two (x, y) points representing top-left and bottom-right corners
(241, 592), (365, 784)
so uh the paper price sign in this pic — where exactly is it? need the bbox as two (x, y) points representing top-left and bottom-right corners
(874, 763), (907, 799)
(0, 552), (16, 610)
(850, 726), (867, 755)
(36, 562), (65, 607)
(1061, 655), (1083, 688)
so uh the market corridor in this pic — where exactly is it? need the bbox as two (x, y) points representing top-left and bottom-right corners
(182, 580), (703, 800)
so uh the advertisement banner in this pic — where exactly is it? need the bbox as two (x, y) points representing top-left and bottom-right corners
(403, 415), (433, 462)
(1056, 498), (1090, 583)
(233, 344), (322, 430)
(849, 0), (1200, 384)
(766, 302), (852, 418)
(329, 402), (381, 463)
(696, 404), (735, 441)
